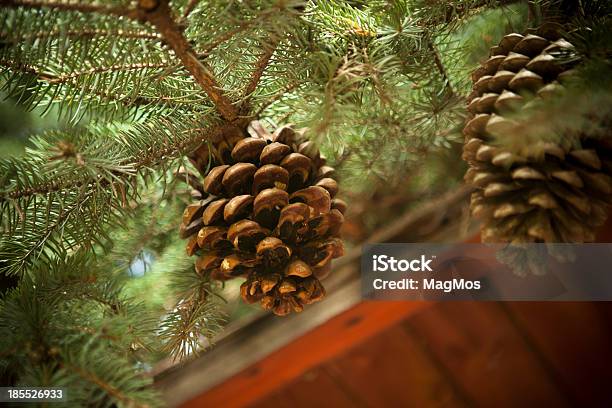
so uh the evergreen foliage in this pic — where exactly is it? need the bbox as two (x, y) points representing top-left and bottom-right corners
(0, 0), (610, 405)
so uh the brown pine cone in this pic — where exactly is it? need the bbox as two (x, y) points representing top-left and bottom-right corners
(463, 24), (612, 248)
(180, 121), (346, 315)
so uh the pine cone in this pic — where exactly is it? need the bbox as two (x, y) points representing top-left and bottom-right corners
(180, 121), (346, 315)
(463, 24), (612, 248)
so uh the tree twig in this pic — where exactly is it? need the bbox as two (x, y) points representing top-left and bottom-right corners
(65, 363), (146, 407)
(0, 59), (201, 112)
(181, 0), (200, 20)
(143, 1), (238, 121)
(254, 80), (303, 117)
(196, 8), (277, 58)
(425, 35), (455, 96)
(0, 122), (236, 202)
(0, 0), (146, 20)
(43, 62), (172, 84)
(242, 36), (280, 102)
(4, 28), (161, 43)
(1, 0), (239, 122)
(439, 0), (523, 25)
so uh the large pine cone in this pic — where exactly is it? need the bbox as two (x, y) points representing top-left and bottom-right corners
(179, 121), (346, 315)
(463, 24), (612, 247)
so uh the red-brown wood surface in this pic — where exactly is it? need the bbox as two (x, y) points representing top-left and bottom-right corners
(243, 302), (612, 408)
(182, 301), (431, 408)
(506, 302), (612, 407)
(181, 217), (612, 408)
(408, 302), (570, 408)
(324, 324), (467, 408)
(255, 366), (359, 408)
(180, 300), (612, 408)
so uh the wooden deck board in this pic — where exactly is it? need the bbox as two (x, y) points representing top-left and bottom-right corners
(181, 301), (430, 407)
(505, 302), (612, 407)
(324, 324), (467, 408)
(249, 366), (359, 408)
(408, 302), (570, 408)
(242, 302), (612, 408)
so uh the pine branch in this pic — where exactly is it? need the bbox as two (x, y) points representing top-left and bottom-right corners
(158, 287), (224, 361)
(436, 0), (524, 25)
(242, 36), (281, 102)
(1, 0), (237, 120)
(19, 195), (91, 266)
(195, 8), (278, 57)
(4, 28), (162, 43)
(255, 80), (304, 117)
(0, 0), (145, 21)
(181, 0), (200, 21)
(0, 119), (219, 202)
(65, 363), (147, 407)
(39, 62), (173, 85)
(0, 59), (41, 77)
(0, 14), (203, 119)
(142, 0), (238, 121)
(426, 36), (456, 96)
(0, 186), (121, 276)
(0, 118), (245, 276)
(199, 21), (258, 56)
(1, 60), (200, 113)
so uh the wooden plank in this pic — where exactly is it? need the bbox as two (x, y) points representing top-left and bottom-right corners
(249, 366), (358, 408)
(325, 324), (468, 408)
(247, 391), (293, 408)
(408, 302), (570, 408)
(504, 302), (612, 407)
(592, 301), (612, 328)
(181, 300), (431, 408)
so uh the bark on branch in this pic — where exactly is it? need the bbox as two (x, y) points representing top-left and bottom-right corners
(142, 0), (239, 122)
(425, 36), (455, 96)
(242, 36), (280, 101)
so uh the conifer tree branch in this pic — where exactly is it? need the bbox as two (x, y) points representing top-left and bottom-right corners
(199, 25), (252, 55)
(1, 60), (198, 111)
(0, 59), (42, 78)
(242, 36), (280, 102)
(5, 28), (161, 43)
(425, 36), (455, 96)
(43, 62), (172, 84)
(0, 121), (224, 202)
(1, 0), (239, 121)
(197, 10), (276, 56)
(64, 363), (146, 407)
(255, 80), (303, 117)
(0, 0), (146, 21)
(142, 0), (238, 121)
(181, 0), (199, 20)
(438, 0), (523, 24)
(17, 195), (85, 264)
(1, 169), (96, 201)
